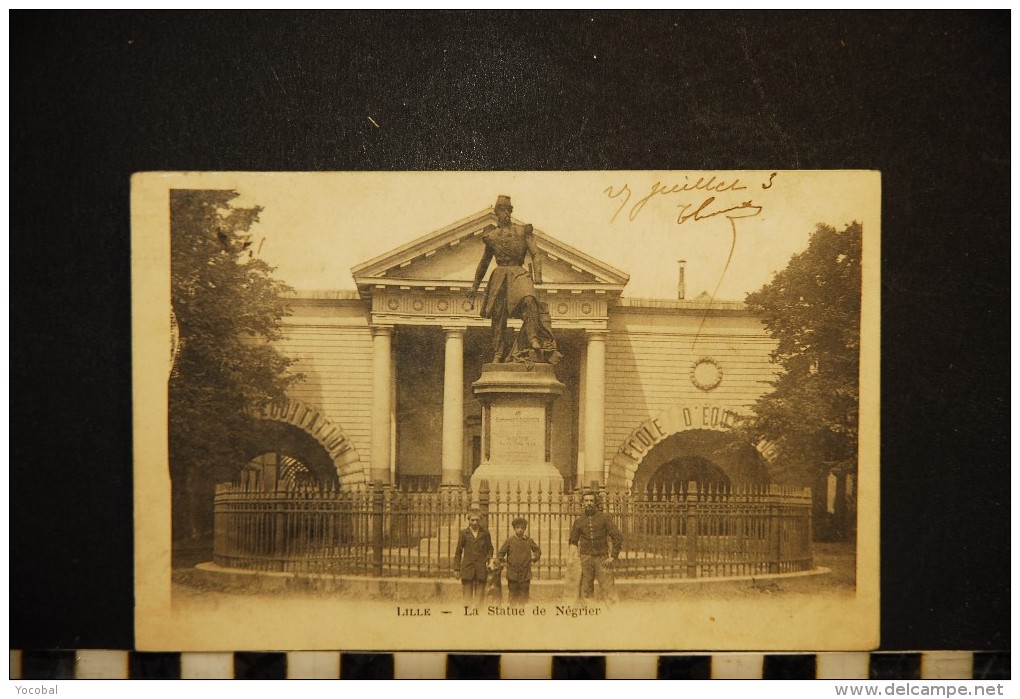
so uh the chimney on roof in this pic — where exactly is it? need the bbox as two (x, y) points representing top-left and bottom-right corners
(677, 260), (686, 300)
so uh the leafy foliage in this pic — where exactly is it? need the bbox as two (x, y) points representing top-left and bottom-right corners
(744, 222), (862, 485)
(169, 190), (300, 540)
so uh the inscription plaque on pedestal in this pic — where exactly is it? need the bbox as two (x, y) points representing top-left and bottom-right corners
(470, 363), (564, 493)
(491, 405), (542, 463)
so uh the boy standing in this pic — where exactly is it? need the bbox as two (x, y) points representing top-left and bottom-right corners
(498, 517), (542, 605)
(454, 509), (493, 606)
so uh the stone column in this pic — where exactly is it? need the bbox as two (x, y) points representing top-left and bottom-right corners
(583, 330), (608, 488)
(390, 349), (397, 485)
(576, 339), (588, 489)
(370, 324), (393, 484)
(441, 326), (466, 487)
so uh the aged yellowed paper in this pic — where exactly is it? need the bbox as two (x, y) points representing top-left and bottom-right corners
(133, 171), (879, 651)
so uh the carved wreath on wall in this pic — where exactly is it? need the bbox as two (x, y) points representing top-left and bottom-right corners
(690, 356), (723, 392)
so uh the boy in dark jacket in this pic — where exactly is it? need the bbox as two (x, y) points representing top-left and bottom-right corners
(454, 509), (494, 607)
(498, 517), (542, 605)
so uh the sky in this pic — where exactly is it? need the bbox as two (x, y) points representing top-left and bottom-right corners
(164, 171), (880, 302)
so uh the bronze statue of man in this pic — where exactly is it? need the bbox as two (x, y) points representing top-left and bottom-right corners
(467, 196), (562, 365)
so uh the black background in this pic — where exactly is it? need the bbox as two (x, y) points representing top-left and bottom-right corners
(11, 11), (1009, 652)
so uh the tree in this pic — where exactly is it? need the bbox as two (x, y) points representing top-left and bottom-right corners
(169, 190), (301, 545)
(743, 222), (862, 540)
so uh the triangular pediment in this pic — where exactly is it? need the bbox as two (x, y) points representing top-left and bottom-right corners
(352, 208), (630, 293)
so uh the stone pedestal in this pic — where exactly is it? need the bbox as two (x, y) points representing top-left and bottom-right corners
(469, 363), (565, 494)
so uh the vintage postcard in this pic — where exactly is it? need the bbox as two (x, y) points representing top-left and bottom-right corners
(133, 171), (880, 651)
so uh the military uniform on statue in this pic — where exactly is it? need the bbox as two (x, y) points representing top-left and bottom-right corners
(468, 195), (562, 366)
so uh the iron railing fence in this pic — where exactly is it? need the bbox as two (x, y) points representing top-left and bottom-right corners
(213, 481), (812, 579)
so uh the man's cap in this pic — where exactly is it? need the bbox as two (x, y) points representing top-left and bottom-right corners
(512, 516), (528, 527)
(494, 194), (512, 210)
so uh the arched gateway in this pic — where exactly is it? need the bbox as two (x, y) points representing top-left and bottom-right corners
(253, 399), (367, 485)
(608, 404), (770, 491)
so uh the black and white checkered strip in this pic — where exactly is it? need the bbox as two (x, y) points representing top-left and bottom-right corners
(10, 651), (1008, 679)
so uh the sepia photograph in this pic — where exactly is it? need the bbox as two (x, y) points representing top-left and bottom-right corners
(133, 170), (880, 652)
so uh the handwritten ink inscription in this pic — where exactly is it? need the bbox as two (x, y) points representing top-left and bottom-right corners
(603, 173), (779, 349)
(604, 173), (775, 225)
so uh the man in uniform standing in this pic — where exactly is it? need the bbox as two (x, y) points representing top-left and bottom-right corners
(569, 492), (623, 604)
(467, 195), (561, 366)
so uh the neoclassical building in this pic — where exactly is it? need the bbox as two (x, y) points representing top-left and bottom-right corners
(251, 205), (780, 495)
